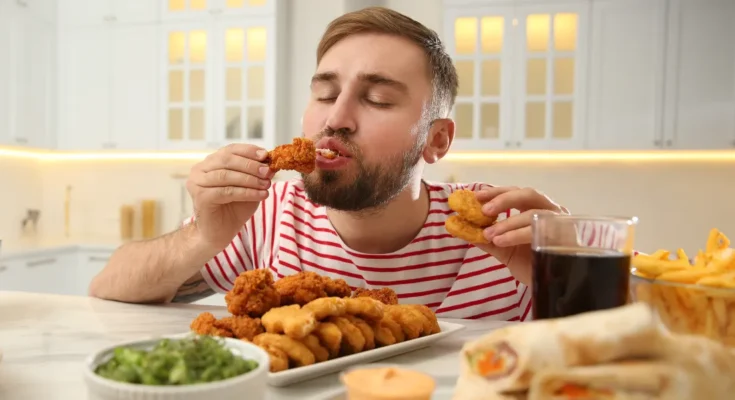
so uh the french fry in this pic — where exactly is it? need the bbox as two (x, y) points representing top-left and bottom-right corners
(631, 228), (735, 347)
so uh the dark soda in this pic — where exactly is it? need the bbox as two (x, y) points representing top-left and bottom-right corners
(532, 246), (630, 320)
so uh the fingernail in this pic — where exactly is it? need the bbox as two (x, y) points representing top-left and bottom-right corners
(259, 190), (269, 198)
(483, 203), (494, 215)
(484, 227), (495, 241)
(256, 149), (267, 159)
(259, 166), (270, 177)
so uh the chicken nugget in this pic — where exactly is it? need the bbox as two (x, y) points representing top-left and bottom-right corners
(369, 320), (397, 347)
(380, 315), (406, 343)
(213, 315), (264, 341)
(352, 287), (398, 305)
(190, 312), (234, 338)
(448, 189), (495, 227)
(266, 137), (316, 174)
(302, 297), (347, 320)
(384, 305), (422, 340)
(399, 305), (433, 336)
(225, 269), (281, 317)
(300, 334), (330, 363)
(342, 315), (375, 351)
(259, 343), (289, 372)
(406, 304), (441, 335)
(313, 322), (343, 359)
(253, 333), (315, 367)
(345, 297), (385, 321)
(261, 304), (317, 339)
(445, 215), (488, 244)
(328, 316), (366, 355)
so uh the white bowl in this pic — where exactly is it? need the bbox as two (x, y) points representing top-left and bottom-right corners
(83, 334), (270, 400)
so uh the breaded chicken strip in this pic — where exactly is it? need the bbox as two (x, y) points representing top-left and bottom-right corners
(266, 137), (316, 174)
(352, 287), (398, 305)
(225, 269), (281, 317)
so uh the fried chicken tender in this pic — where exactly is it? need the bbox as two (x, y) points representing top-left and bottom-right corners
(384, 305), (423, 340)
(445, 215), (488, 244)
(448, 189), (495, 227)
(225, 269), (281, 317)
(300, 334), (330, 363)
(445, 189), (498, 244)
(261, 304), (317, 339)
(313, 322), (343, 359)
(342, 315), (375, 351)
(323, 277), (352, 298)
(327, 316), (366, 355)
(190, 312), (234, 338)
(254, 333), (316, 367)
(352, 287), (398, 305)
(302, 297), (347, 320)
(260, 343), (289, 372)
(214, 315), (264, 341)
(406, 304), (441, 335)
(275, 271), (328, 306)
(344, 297), (385, 321)
(266, 137), (316, 174)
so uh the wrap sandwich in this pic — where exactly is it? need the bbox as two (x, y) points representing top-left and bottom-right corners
(455, 303), (667, 393)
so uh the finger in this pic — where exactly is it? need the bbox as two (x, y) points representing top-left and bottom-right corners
(201, 186), (269, 205)
(492, 226), (532, 247)
(196, 169), (271, 190)
(484, 209), (553, 241)
(482, 188), (559, 215)
(225, 143), (269, 162)
(203, 153), (272, 179)
(475, 186), (519, 203)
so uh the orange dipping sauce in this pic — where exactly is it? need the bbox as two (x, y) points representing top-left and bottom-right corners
(341, 366), (436, 400)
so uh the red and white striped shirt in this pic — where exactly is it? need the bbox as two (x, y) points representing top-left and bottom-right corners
(190, 178), (533, 322)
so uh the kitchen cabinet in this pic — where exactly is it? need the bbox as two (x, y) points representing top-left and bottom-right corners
(58, 24), (159, 150)
(586, 0), (667, 150)
(58, 0), (159, 27)
(159, 15), (278, 151)
(0, 248), (113, 297)
(444, 0), (590, 151)
(662, 0), (735, 150)
(0, 0), (55, 149)
(159, 0), (275, 22)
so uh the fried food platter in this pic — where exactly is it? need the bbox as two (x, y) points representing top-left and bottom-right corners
(186, 269), (466, 387)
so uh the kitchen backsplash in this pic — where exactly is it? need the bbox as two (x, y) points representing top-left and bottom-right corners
(1, 157), (733, 256)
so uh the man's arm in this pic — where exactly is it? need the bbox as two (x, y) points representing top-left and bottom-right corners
(88, 223), (219, 304)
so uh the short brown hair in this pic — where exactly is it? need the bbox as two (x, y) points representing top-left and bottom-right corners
(316, 7), (459, 119)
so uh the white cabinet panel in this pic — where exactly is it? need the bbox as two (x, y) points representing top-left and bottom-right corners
(110, 25), (160, 150)
(27, 0), (57, 24)
(664, 0), (735, 150)
(586, 0), (665, 150)
(74, 250), (111, 297)
(111, 0), (160, 24)
(59, 0), (112, 26)
(58, 28), (111, 150)
(0, 1), (11, 145)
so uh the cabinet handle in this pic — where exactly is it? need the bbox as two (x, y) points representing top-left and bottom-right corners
(16, 0), (28, 7)
(103, 15), (117, 22)
(103, 142), (117, 149)
(15, 137), (28, 144)
(515, 141), (521, 147)
(665, 139), (673, 147)
(88, 256), (110, 262)
(0, 266), (7, 273)
(654, 139), (662, 147)
(504, 141), (511, 148)
(209, 8), (223, 14)
(732, 140), (735, 147)
(26, 258), (57, 268)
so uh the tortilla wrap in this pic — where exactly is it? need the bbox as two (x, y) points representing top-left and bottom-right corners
(528, 361), (691, 400)
(451, 374), (527, 400)
(456, 303), (667, 392)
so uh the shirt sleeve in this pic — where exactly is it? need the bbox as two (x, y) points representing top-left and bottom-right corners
(181, 180), (292, 293)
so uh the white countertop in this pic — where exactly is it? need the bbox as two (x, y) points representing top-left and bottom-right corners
(0, 236), (122, 260)
(0, 291), (514, 400)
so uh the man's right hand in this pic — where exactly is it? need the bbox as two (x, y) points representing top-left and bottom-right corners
(186, 143), (274, 250)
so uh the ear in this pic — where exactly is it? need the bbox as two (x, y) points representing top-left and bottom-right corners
(422, 118), (455, 164)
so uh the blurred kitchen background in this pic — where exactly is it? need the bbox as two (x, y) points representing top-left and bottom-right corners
(0, 0), (734, 297)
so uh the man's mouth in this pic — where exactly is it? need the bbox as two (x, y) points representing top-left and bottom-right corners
(316, 148), (348, 159)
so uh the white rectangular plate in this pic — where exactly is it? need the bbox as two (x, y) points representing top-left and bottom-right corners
(319, 375), (458, 400)
(268, 321), (466, 387)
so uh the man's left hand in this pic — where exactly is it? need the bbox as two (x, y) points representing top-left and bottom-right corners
(473, 186), (569, 286)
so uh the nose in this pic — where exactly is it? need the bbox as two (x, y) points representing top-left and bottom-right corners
(324, 96), (357, 135)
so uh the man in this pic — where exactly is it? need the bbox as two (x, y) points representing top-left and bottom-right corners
(89, 7), (568, 321)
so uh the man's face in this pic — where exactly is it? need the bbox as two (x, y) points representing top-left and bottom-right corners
(301, 33), (433, 213)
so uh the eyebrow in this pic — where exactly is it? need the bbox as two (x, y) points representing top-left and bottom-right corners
(310, 71), (409, 93)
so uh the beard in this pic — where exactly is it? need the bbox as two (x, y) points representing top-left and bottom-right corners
(301, 132), (425, 214)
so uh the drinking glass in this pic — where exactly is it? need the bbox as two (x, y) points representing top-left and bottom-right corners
(530, 214), (638, 320)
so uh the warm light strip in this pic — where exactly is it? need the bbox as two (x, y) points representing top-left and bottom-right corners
(1, 147), (735, 162)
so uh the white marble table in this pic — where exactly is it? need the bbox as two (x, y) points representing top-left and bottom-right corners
(0, 291), (514, 400)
